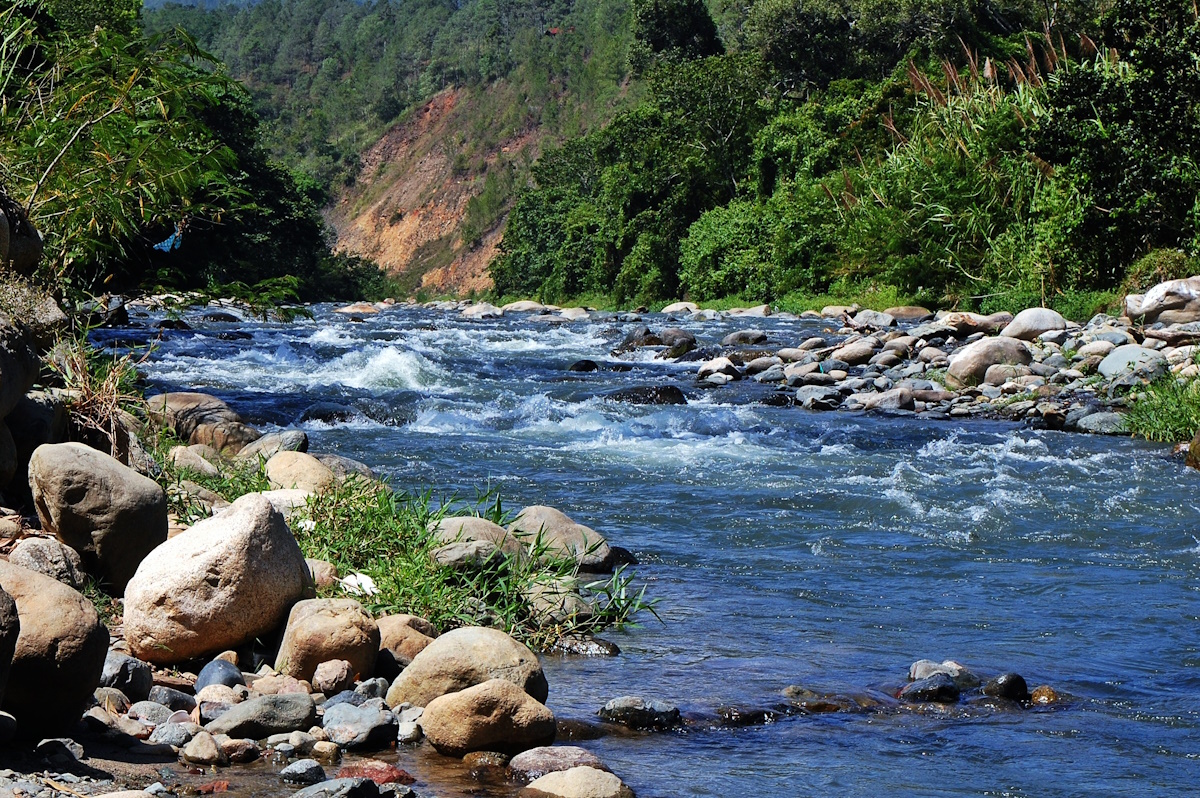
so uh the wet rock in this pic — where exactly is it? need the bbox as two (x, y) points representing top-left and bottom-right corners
(223, 737), (261, 763)
(28, 442), (168, 593)
(196, 659), (247, 693)
(714, 705), (781, 727)
(548, 636), (620, 657)
(386, 626), (547, 708)
(124, 494), (310, 664)
(1030, 685), (1060, 704)
(205, 693), (318, 738)
(696, 357), (740, 381)
(321, 702), (398, 749)
(830, 339), (876, 366)
(281, 759), (326, 785)
(604, 386), (687, 405)
(568, 360), (598, 372)
(908, 659), (980, 690)
(335, 761), (415, 785)
(420, 678), (556, 757)
(462, 302), (503, 320)
(509, 505), (613, 572)
(275, 598), (379, 683)
(0, 561), (107, 735)
(312, 740), (341, 761)
(1074, 412), (1125, 434)
(266, 452), (337, 494)
(101, 651), (153, 703)
(598, 696), (680, 730)
(795, 386), (842, 411)
(508, 746), (607, 782)
(982, 673), (1030, 702)
(521, 766), (634, 798)
(721, 330), (766, 346)
(897, 672), (960, 703)
(287, 777), (381, 798)
(8, 537), (86, 590)
(946, 337), (1031, 388)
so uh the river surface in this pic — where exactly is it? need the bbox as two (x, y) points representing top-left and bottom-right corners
(108, 303), (1200, 797)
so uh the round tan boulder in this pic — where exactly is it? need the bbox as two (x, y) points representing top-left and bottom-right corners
(508, 506), (613, 572)
(190, 421), (261, 456)
(28, 442), (168, 593)
(829, 339), (877, 366)
(421, 679), (555, 757)
(1000, 307), (1067, 341)
(377, 615), (435, 666)
(946, 337), (1031, 389)
(385, 626), (548, 708)
(266, 451), (337, 493)
(274, 599), (379, 682)
(432, 516), (524, 557)
(123, 493), (310, 664)
(0, 561), (107, 735)
(522, 766), (634, 798)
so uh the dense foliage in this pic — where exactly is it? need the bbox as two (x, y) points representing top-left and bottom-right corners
(495, 0), (1200, 312)
(0, 1), (384, 301)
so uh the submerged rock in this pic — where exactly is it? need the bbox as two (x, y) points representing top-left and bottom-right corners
(598, 696), (680, 730)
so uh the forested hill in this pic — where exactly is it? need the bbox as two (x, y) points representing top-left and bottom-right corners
(142, 0), (639, 295)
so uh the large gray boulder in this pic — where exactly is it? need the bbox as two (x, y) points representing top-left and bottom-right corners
(385, 626), (547, 708)
(123, 493), (310, 664)
(420, 679), (556, 757)
(508, 506), (614, 572)
(28, 442), (168, 593)
(0, 561), (107, 735)
(205, 693), (317, 738)
(946, 337), (1031, 388)
(1098, 345), (1169, 381)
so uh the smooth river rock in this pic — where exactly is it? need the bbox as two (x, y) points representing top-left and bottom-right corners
(385, 626), (548, 708)
(508, 505), (613, 572)
(420, 678), (556, 757)
(945, 337), (1031, 388)
(205, 693), (317, 738)
(7, 537), (86, 589)
(521, 766), (635, 798)
(275, 599), (379, 682)
(28, 442), (168, 593)
(124, 494), (310, 664)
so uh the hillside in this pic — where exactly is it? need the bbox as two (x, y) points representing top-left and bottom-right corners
(143, 0), (639, 295)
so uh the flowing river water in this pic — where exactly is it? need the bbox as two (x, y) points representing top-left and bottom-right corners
(108, 303), (1200, 797)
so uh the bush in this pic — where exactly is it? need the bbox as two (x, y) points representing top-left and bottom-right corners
(1125, 373), (1200, 442)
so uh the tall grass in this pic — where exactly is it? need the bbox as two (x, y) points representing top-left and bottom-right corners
(1124, 375), (1200, 442)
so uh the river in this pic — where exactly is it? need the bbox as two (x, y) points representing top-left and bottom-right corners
(106, 303), (1200, 797)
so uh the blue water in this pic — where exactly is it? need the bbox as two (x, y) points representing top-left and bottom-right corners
(113, 304), (1200, 797)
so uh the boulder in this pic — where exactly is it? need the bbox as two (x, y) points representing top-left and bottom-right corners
(1097, 345), (1168, 381)
(503, 301), (550, 313)
(312, 660), (356, 695)
(182, 730), (227, 766)
(205, 693), (317, 738)
(147, 392), (240, 440)
(385, 626), (547, 708)
(4, 391), (67, 499)
(851, 310), (895, 328)
(597, 696), (679, 730)
(509, 746), (607, 782)
(1000, 307), (1067, 341)
(660, 301), (699, 314)
(982, 673), (1030, 702)
(830, 340), (877, 366)
(169, 445), (220, 477)
(522, 767), (634, 798)
(433, 540), (501, 569)
(0, 587), (15, 706)
(884, 306), (933, 322)
(196, 658), (247, 692)
(462, 302), (504, 320)
(275, 599), (379, 683)
(0, 324), (38, 420)
(334, 303), (380, 315)
(8, 537), (86, 589)
(898, 672), (960, 703)
(849, 386), (914, 412)
(508, 506), (613, 572)
(124, 493), (310, 664)
(377, 616), (435, 666)
(940, 311), (1012, 335)
(945, 337), (1031, 388)
(421, 678), (556, 757)
(314, 453), (373, 481)
(432, 516), (524, 558)
(1124, 277), (1200, 323)
(237, 430), (309, 462)
(0, 561), (107, 734)
(190, 420), (261, 455)
(307, 559), (339, 589)
(720, 330), (766, 346)
(28, 442), (168, 593)
(696, 357), (740, 381)
(0, 422), (14, 489)
(266, 451), (337, 493)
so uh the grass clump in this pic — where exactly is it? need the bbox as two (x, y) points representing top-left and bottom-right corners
(151, 433), (656, 650)
(1124, 375), (1200, 442)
